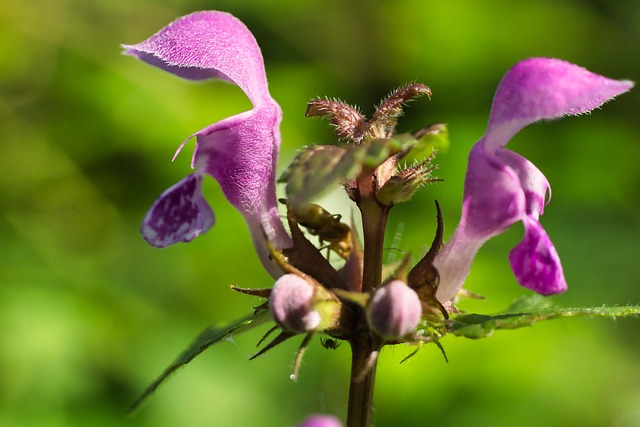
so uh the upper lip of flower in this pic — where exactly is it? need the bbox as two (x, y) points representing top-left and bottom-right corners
(123, 11), (291, 277)
(434, 57), (633, 303)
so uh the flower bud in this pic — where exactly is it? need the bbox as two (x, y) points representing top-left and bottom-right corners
(376, 155), (438, 206)
(366, 280), (422, 339)
(269, 274), (341, 333)
(306, 99), (366, 142)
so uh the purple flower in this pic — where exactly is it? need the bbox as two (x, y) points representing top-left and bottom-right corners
(123, 11), (291, 276)
(295, 414), (343, 427)
(435, 58), (633, 302)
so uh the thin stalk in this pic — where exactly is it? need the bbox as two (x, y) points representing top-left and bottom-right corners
(346, 184), (390, 426)
(346, 334), (377, 427)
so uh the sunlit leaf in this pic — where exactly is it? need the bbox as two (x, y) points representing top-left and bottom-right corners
(503, 294), (553, 312)
(447, 298), (640, 339)
(128, 310), (271, 413)
(416, 296), (640, 342)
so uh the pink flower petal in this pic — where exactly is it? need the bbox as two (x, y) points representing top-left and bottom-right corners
(192, 108), (290, 251)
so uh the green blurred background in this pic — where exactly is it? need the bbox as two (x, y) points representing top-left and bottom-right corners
(2, 0), (639, 426)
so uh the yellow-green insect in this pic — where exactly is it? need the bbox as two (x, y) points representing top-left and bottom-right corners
(282, 200), (352, 259)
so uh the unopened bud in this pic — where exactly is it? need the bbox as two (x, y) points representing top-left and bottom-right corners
(376, 154), (438, 206)
(373, 83), (432, 121)
(269, 274), (341, 333)
(366, 280), (422, 339)
(306, 99), (366, 142)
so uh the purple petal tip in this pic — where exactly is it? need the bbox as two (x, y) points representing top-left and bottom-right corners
(141, 174), (214, 247)
(486, 57), (633, 150)
(509, 217), (567, 295)
(122, 11), (269, 105)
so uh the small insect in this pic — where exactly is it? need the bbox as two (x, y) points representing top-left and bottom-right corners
(281, 200), (352, 259)
(320, 337), (341, 350)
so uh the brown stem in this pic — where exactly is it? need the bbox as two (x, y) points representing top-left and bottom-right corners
(359, 195), (389, 294)
(346, 333), (377, 427)
(345, 176), (390, 426)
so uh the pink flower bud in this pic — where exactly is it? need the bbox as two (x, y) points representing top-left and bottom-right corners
(270, 274), (340, 333)
(270, 275), (321, 332)
(366, 280), (422, 339)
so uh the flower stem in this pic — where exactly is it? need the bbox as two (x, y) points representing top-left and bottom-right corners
(346, 334), (377, 427)
(359, 195), (389, 294)
(346, 189), (389, 426)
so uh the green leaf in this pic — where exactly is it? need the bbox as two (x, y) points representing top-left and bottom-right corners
(447, 300), (640, 339)
(503, 294), (553, 312)
(128, 310), (271, 413)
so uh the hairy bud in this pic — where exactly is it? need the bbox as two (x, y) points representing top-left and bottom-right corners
(373, 83), (432, 121)
(306, 99), (366, 142)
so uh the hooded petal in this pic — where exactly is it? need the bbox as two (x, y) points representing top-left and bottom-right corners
(499, 148), (567, 293)
(497, 148), (550, 217)
(509, 216), (567, 295)
(141, 173), (214, 247)
(190, 107), (291, 271)
(435, 58), (632, 303)
(434, 144), (527, 302)
(483, 58), (634, 152)
(125, 11), (292, 275)
(459, 144), (526, 238)
(122, 11), (271, 106)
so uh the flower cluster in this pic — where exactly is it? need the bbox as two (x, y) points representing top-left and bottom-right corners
(125, 10), (632, 426)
